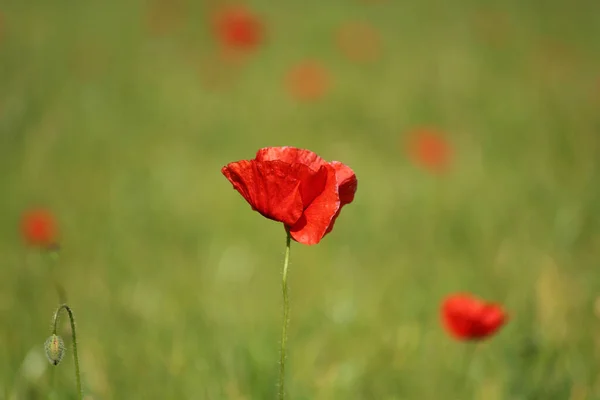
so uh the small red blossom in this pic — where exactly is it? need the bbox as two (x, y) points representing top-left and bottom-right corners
(285, 61), (331, 102)
(441, 293), (508, 341)
(407, 128), (452, 173)
(212, 5), (263, 52)
(21, 209), (58, 249)
(222, 147), (357, 245)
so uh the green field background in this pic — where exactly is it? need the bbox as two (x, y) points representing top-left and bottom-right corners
(1, 0), (599, 399)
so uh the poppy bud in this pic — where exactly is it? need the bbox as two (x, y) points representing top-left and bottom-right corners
(44, 334), (65, 366)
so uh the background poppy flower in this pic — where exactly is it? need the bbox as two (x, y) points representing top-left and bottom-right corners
(211, 5), (263, 52)
(441, 293), (507, 341)
(407, 128), (452, 173)
(222, 147), (357, 245)
(21, 209), (58, 249)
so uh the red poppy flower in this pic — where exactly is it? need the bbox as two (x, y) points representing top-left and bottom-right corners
(222, 147), (357, 245)
(212, 5), (263, 52)
(21, 209), (58, 249)
(285, 61), (331, 102)
(407, 128), (452, 173)
(441, 293), (507, 341)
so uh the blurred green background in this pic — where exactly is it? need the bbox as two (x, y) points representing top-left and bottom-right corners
(1, 0), (600, 399)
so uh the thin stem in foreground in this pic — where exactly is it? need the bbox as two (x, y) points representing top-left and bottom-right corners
(278, 232), (292, 400)
(52, 304), (83, 400)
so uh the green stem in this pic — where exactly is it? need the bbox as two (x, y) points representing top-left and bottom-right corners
(52, 304), (82, 400)
(278, 232), (292, 400)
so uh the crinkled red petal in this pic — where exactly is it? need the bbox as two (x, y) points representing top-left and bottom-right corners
(288, 164), (340, 245)
(256, 146), (326, 172)
(324, 161), (358, 234)
(329, 161), (358, 205)
(293, 163), (329, 208)
(221, 160), (304, 226)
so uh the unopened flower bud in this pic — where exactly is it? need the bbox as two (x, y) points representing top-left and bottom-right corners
(44, 334), (65, 366)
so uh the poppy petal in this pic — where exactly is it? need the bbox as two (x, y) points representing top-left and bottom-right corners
(441, 293), (507, 340)
(222, 160), (304, 226)
(324, 161), (357, 234)
(292, 163), (329, 208)
(256, 146), (326, 172)
(288, 164), (340, 245)
(329, 161), (357, 205)
(479, 304), (507, 335)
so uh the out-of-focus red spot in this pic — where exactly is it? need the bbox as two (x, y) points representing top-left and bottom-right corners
(472, 10), (510, 49)
(285, 61), (331, 102)
(407, 128), (452, 173)
(145, 0), (187, 36)
(212, 5), (263, 53)
(441, 293), (508, 341)
(21, 209), (58, 249)
(336, 22), (382, 64)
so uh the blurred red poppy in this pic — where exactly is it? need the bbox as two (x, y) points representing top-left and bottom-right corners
(407, 128), (452, 173)
(212, 5), (263, 52)
(222, 147), (357, 245)
(285, 61), (331, 102)
(21, 209), (58, 249)
(336, 22), (382, 63)
(441, 293), (507, 341)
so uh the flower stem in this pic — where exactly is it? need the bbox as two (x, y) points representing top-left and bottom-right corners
(52, 304), (82, 399)
(278, 232), (292, 400)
